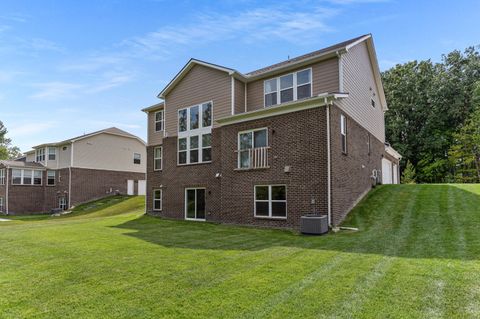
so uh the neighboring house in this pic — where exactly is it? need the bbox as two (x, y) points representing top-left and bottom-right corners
(142, 34), (401, 229)
(0, 127), (146, 215)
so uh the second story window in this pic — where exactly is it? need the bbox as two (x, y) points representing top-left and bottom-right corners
(36, 148), (45, 162)
(133, 153), (141, 165)
(341, 114), (347, 154)
(155, 110), (164, 132)
(238, 128), (269, 169)
(48, 147), (56, 161)
(178, 102), (213, 165)
(264, 68), (312, 107)
(154, 146), (162, 171)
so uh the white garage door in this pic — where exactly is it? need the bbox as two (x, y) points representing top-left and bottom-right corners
(382, 158), (393, 184)
(138, 180), (146, 195)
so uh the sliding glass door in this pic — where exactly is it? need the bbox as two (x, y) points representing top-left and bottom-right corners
(185, 188), (206, 220)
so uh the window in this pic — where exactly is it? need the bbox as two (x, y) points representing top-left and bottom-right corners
(153, 189), (162, 211)
(155, 110), (164, 132)
(254, 185), (287, 218)
(341, 114), (347, 154)
(367, 133), (371, 156)
(0, 197), (3, 212)
(154, 146), (162, 171)
(12, 169), (43, 185)
(134, 153), (141, 164)
(36, 148), (45, 162)
(0, 169), (4, 185)
(371, 98), (376, 108)
(264, 68), (312, 107)
(177, 101), (213, 165)
(47, 170), (55, 186)
(59, 197), (68, 210)
(185, 188), (206, 220)
(48, 147), (56, 161)
(238, 128), (268, 169)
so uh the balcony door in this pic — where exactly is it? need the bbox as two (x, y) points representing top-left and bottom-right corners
(185, 188), (206, 221)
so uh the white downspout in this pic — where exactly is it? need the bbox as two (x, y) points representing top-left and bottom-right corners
(326, 101), (332, 227)
(5, 166), (9, 215)
(68, 142), (73, 208)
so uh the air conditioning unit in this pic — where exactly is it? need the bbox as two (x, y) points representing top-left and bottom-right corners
(300, 214), (328, 235)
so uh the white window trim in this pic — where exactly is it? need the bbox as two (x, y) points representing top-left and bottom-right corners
(254, 185), (287, 219)
(341, 114), (347, 154)
(35, 148), (46, 162)
(153, 189), (162, 211)
(12, 169), (43, 186)
(47, 170), (56, 186)
(154, 110), (164, 132)
(177, 101), (213, 166)
(184, 187), (206, 221)
(154, 146), (163, 171)
(48, 147), (56, 161)
(237, 127), (269, 169)
(0, 169), (5, 185)
(263, 68), (312, 108)
(133, 152), (141, 164)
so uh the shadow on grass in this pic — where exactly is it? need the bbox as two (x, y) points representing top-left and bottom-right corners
(113, 184), (480, 260)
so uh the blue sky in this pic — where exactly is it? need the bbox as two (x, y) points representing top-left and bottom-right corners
(1, 0), (479, 152)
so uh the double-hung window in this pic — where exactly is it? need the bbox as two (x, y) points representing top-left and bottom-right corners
(155, 110), (164, 132)
(254, 185), (287, 218)
(153, 189), (162, 211)
(264, 68), (312, 107)
(154, 146), (162, 171)
(36, 148), (45, 162)
(238, 128), (268, 169)
(12, 169), (42, 185)
(341, 114), (347, 154)
(47, 170), (55, 186)
(48, 147), (56, 161)
(178, 101), (212, 165)
(134, 153), (141, 164)
(0, 169), (4, 185)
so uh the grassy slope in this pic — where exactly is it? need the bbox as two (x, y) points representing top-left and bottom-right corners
(0, 185), (479, 318)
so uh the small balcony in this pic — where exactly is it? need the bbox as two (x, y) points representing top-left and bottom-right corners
(236, 146), (270, 170)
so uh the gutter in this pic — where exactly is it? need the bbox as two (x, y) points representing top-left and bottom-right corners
(68, 142), (73, 209)
(5, 165), (9, 215)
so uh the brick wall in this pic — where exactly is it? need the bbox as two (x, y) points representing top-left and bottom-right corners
(329, 104), (385, 225)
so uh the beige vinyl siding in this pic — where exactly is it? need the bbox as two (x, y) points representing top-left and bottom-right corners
(72, 134), (146, 173)
(25, 152), (35, 162)
(246, 58), (339, 112)
(336, 41), (385, 142)
(147, 108), (164, 146)
(57, 144), (71, 169)
(165, 64), (231, 136)
(234, 79), (245, 114)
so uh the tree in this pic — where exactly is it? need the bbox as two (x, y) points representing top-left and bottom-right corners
(0, 121), (22, 160)
(448, 82), (480, 183)
(401, 161), (416, 184)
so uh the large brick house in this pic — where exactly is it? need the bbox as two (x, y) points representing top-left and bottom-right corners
(0, 127), (146, 215)
(142, 34), (401, 229)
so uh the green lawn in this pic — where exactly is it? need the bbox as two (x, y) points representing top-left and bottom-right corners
(1, 185), (480, 318)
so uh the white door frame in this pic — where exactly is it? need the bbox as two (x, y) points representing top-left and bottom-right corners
(185, 187), (206, 221)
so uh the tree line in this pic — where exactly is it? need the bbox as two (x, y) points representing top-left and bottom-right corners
(382, 46), (480, 183)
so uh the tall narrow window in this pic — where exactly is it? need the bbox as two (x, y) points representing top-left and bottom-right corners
(0, 169), (4, 185)
(36, 148), (45, 162)
(23, 169), (32, 185)
(280, 74), (294, 103)
(155, 110), (164, 132)
(177, 101), (213, 165)
(154, 146), (162, 171)
(264, 79), (278, 107)
(367, 133), (371, 156)
(296, 69), (312, 100)
(48, 147), (56, 161)
(341, 114), (347, 154)
(33, 170), (42, 185)
(153, 189), (162, 211)
(0, 197), (3, 212)
(47, 170), (56, 186)
(133, 153), (141, 164)
(254, 185), (287, 218)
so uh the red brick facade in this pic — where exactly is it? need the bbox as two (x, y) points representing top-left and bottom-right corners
(0, 166), (144, 215)
(146, 104), (397, 229)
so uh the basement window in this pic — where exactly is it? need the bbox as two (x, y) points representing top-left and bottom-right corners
(254, 185), (287, 218)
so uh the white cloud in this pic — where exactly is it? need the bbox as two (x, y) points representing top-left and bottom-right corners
(9, 122), (57, 138)
(85, 72), (134, 94)
(30, 82), (84, 100)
